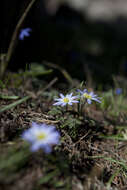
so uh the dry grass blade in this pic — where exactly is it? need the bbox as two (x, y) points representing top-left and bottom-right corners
(0, 96), (31, 113)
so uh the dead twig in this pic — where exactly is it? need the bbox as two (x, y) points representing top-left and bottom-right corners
(43, 61), (73, 85)
(37, 77), (58, 96)
(34, 118), (60, 125)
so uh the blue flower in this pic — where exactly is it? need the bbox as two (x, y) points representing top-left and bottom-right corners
(19, 28), (32, 40)
(115, 88), (122, 95)
(78, 89), (101, 104)
(22, 122), (60, 153)
(53, 93), (79, 107)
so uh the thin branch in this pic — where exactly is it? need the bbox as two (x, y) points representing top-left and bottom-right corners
(43, 61), (73, 85)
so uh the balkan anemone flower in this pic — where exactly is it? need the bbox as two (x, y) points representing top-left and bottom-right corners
(22, 122), (60, 153)
(53, 93), (79, 107)
(19, 28), (32, 40)
(78, 89), (101, 104)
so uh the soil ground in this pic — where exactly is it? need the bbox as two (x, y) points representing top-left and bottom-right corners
(0, 73), (127, 190)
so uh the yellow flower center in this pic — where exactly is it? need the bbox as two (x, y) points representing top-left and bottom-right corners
(63, 97), (69, 103)
(37, 133), (46, 140)
(83, 93), (92, 99)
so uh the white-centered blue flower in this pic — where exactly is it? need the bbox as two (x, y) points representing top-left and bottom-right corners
(78, 89), (101, 104)
(19, 28), (32, 40)
(22, 122), (60, 153)
(53, 93), (79, 107)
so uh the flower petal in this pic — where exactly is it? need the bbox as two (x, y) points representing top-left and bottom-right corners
(87, 99), (92, 104)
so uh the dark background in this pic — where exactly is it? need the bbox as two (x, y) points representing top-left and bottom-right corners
(2, 0), (127, 83)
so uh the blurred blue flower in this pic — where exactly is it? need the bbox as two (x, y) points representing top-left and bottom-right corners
(22, 122), (60, 153)
(115, 88), (122, 95)
(19, 28), (32, 40)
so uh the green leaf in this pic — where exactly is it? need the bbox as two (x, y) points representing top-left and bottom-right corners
(38, 169), (59, 185)
(0, 94), (19, 100)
